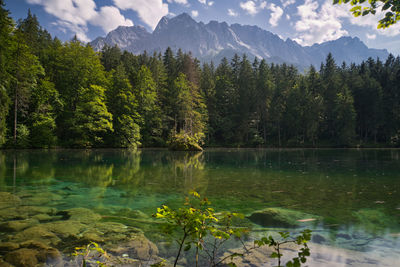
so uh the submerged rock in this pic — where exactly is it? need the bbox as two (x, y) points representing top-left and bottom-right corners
(41, 221), (86, 239)
(11, 225), (61, 246)
(0, 206), (57, 221)
(4, 248), (39, 267)
(0, 218), (39, 232)
(353, 208), (398, 232)
(311, 234), (326, 244)
(0, 242), (20, 252)
(20, 192), (63, 206)
(248, 207), (320, 228)
(32, 213), (54, 222)
(0, 192), (21, 209)
(108, 233), (159, 261)
(0, 259), (13, 267)
(63, 207), (102, 224)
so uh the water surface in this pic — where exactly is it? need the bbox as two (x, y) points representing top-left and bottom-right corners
(0, 149), (399, 266)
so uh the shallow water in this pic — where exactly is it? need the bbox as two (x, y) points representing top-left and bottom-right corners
(0, 149), (399, 266)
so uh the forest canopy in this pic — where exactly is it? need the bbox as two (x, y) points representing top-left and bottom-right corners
(1, 2), (400, 149)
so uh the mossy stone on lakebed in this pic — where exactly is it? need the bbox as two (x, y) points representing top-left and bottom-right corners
(353, 208), (399, 232)
(0, 192), (21, 209)
(247, 207), (320, 228)
(0, 218), (39, 232)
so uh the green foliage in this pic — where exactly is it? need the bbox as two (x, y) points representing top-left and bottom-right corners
(30, 113), (56, 148)
(154, 191), (247, 267)
(0, 3), (400, 148)
(15, 124), (30, 148)
(29, 79), (60, 148)
(168, 131), (204, 151)
(333, 0), (400, 28)
(135, 65), (162, 146)
(107, 64), (140, 148)
(70, 85), (113, 147)
(155, 192), (311, 267)
(0, 85), (9, 146)
(72, 242), (109, 267)
(53, 39), (108, 147)
(254, 230), (312, 267)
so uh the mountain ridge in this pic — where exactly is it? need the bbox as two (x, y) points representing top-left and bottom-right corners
(90, 13), (389, 68)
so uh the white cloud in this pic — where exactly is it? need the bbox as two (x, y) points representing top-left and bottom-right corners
(347, 5), (400, 37)
(281, 0), (295, 8)
(228, 8), (239, 17)
(91, 6), (133, 33)
(167, 0), (188, 5)
(366, 33), (376, 40)
(286, 14), (290, 20)
(198, 0), (213, 5)
(293, 0), (349, 45)
(25, 0), (133, 42)
(113, 0), (168, 30)
(240, 1), (257, 15)
(268, 3), (283, 27)
(240, 0), (267, 16)
(293, 0), (400, 45)
(191, 10), (199, 17)
(52, 20), (90, 42)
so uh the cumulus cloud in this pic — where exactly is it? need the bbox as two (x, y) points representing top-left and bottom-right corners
(347, 5), (400, 37)
(293, 0), (400, 46)
(293, 0), (349, 45)
(191, 10), (199, 17)
(240, 0), (267, 16)
(113, 0), (168, 30)
(366, 33), (376, 39)
(198, 0), (214, 6)
(268, 3), (283, 27)
(167, 0), (188, 5)
(228, 8), (239, 17)
(281, 0), (295, 8)
(240, 1), (256, 15)
(91, 6), (133, 33)
(26, 0), (133, 42)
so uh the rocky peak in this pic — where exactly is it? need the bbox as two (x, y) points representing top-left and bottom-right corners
(90, 13), (389, 70)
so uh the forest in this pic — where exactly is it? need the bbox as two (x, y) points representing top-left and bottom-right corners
(1, 4), (400, 149)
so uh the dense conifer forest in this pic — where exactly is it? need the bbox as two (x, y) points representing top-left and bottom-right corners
(1, 2), (400, 149)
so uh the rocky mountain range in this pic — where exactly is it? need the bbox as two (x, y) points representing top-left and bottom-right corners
(90, 13), (389, 69)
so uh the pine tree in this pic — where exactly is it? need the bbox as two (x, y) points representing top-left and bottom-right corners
(135, 65), (162, 146)
(53, 39), (109, 146)
(8, 30), (44, 147)
(0, 0), (13, 146)
(107, 64), (140, 148)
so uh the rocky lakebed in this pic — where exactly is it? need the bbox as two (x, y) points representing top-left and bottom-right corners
(1, 189), (399, 267)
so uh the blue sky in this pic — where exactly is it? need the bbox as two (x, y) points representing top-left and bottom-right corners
(5, 0), (400, 55)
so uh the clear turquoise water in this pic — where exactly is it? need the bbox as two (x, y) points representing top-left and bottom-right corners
(0, 149), (399, 265)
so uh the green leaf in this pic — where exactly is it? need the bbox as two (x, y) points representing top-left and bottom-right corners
(270, 252), (280, 258)
(184, 243), (191, 251)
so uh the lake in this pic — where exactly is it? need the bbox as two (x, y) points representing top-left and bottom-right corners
(0, 149), (399, 266)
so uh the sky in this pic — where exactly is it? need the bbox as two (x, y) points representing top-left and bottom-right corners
(4, 0), (400, 55)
